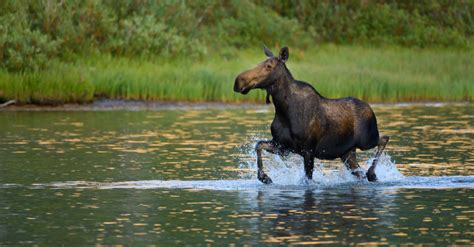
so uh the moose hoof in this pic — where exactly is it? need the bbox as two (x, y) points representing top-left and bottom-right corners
(258, 170), (273, 184)
(351, 169), (366, 180)
(366, 172), (377, 182)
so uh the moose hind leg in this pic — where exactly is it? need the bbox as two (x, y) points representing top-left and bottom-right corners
(340, 149), (365, 179)
(255, 140), (278, 184)
(366, 136), (390, 182)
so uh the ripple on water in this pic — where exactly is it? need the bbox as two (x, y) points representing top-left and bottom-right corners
(0, 104), (473, 245)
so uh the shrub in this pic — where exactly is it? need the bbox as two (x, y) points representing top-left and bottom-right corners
(0, 0), (472, 72)
(108, 15), (206, 58)
(0, 14), (60, 72)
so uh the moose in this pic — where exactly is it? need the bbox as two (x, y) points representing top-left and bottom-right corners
(234, 47), (389, 184)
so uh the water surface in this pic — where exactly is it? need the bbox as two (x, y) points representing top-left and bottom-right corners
(0, 104), (473, 245)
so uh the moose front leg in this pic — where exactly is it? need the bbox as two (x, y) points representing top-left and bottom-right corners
(255, 140), (279, 184)
(303, 152), (314, 180)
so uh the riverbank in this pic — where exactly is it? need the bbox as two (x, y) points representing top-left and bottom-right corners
(0, 99), (471, 112)
(0, 100), (259, 111)
(1, 45), (473, 105)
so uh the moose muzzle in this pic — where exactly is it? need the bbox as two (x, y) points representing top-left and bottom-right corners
(234, 75), (252, 95)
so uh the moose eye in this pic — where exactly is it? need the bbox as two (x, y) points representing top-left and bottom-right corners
(266, 64), (272, 70)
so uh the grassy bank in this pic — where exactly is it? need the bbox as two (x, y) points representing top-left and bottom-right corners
(0, 45), (473, 105)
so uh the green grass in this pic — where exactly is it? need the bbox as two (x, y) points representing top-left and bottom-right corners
(0, 45), (473, 105)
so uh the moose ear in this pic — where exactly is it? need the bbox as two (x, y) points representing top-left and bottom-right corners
(278, 47), (289, 63)
(263, 45), (274, 57)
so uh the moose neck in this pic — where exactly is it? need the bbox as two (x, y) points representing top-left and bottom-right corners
(266, 64), (323, 118)
(266, 64), (297, 112)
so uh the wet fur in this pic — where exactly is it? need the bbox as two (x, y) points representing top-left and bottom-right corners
(234, 47), (384, 183)
(236, 56), (379, 160)
(268, 76), (379, 160)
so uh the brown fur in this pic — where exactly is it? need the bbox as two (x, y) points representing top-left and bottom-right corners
(235, 47), (389, 183)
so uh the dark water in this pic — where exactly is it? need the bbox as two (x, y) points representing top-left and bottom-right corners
(0, 104), (473, 245)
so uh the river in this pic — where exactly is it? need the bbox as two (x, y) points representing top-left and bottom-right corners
(0, 103), (473, 245)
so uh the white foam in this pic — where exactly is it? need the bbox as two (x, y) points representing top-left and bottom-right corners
(4, 146), (474, 191)
(238, 143), (404, 186)
(21, 175), (474, 191)
(364, 153), (404, 182)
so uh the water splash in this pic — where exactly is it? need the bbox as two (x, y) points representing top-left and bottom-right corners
(3, 143), (474, 191)
(20, 175), (474, 190)
(238, 142), (404, 186)
(364, 153), (404, 182)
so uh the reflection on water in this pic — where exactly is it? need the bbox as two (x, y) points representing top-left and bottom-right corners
(0, 186), (472, 245)
(0, 104), (473, 245)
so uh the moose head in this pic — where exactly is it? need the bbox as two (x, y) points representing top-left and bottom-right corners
(234, 46), (289, 95)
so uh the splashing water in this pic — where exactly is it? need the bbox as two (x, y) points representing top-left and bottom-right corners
(238, 142), (404, 186)
(364, 153), (404, 182)
(17, 151), (474, 190)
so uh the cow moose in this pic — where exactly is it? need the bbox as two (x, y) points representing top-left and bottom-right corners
(234, 46), (389, 184)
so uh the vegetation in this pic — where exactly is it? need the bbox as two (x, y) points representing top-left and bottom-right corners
(1, 45), (472, 104)
(0, 0), (473, 104)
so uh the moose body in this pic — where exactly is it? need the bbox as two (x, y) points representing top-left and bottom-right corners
(234, 47), (389, 184)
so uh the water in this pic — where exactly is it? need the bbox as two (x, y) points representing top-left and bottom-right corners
(0, 104), (473, 245)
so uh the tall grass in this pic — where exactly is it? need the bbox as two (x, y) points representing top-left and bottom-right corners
(292, 45), (473, 102)
(0, 64), (94, 104)
(0, 45), (472, 105)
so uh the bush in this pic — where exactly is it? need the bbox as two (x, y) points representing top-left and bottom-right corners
(215, 0), (312, 48)
(260, 0), (474, 47)
(108, 15), (206, 58)
(0, 0), (472, 72)
(0, 14), (60, 72)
